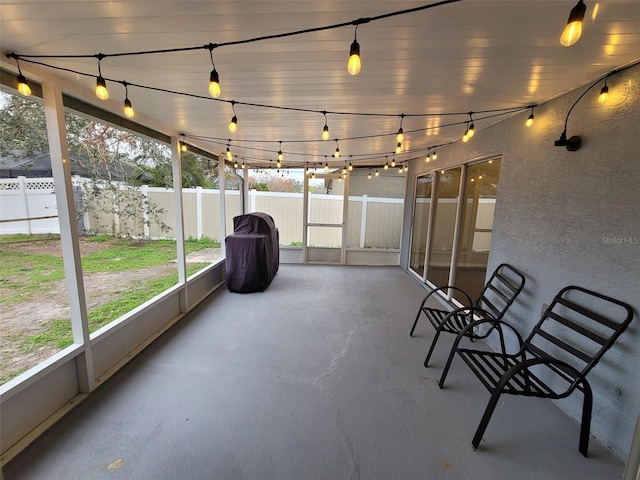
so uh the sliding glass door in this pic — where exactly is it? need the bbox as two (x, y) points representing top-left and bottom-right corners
(410, 158), (501, 305)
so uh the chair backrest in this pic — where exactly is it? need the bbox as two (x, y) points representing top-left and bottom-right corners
(524, 286), (634, 380)
(473, 263), (526, 320)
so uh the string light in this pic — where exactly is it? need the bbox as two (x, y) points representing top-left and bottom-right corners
(398, 165), (403, 174)
(391, 156), (396, 168)
(334, 139), (340, 158)
(432, 150), (437, 160)
(95, 56), (108, 100)
(599, 78), (609, 103)
(13, 58), (31, 96)
(526, 106), (535, 127)
(375, 169), (379, 177)
(396, 142), (402, 154)
(348, 156), (354, 171)
(324, 156), (329, 171)
(426, 151), (431, 162)
(343, 162), (347, 175)
(462, 122), (470, 142)
(277, 141), (283, 166)
(229, 101), (237, 132)
(467, 112), (475, 138)
(404, 164), (408, 172)
(384, 156), (389, 169)
(226, 141), (233, 161)
(123, 82), (134, 118)
(208, 45), (221, 98)
(348, 24), (362, 75)
(397, 114), (405, 142)
(322, 111), (330, 140)
(368, 169), (372, 179)
(560, 0), (587, 47)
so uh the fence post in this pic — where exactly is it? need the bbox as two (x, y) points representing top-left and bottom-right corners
(196, 186), (203, 240)
(360, 194), (368, 248)
(141, 184), (150, 238)
(250, 188), (257, 212)
(18, 176), (32, 235)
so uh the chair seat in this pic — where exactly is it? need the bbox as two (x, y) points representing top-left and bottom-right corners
(457, 349), (560, 397)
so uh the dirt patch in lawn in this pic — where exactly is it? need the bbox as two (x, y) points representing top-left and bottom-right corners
(0, 238), (222, 384)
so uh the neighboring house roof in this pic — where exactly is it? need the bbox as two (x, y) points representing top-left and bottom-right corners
(0, 152), (152, 182)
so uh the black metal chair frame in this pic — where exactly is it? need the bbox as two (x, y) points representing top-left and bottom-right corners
(438, 285), (634, 457)
(410, 263), (525, 367)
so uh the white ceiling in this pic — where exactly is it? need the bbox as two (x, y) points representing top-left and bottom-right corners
(2, 0), (639, 169)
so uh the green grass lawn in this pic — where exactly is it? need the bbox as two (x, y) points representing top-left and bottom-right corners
(1, 235), (221, 383)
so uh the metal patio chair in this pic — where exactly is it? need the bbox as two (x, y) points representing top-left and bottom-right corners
(438, 285), (634, 457)
(409, 263), (525, 367)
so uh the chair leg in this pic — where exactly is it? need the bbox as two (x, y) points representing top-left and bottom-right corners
(424, 328), (442, 367)
(438, 345), (458, 388)
(409, 308), (423, 337)
(472, 389), (503, 450)
(579, 382), (593, 457)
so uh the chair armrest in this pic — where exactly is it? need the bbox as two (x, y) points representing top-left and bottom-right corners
(419, 285), (473, 310)
(451, 318), (525, 355)
(440, 306), (497, 332)
(497, 357), (587, 397)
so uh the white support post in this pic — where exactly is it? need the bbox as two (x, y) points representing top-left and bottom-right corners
(42, 82), (95, 392)
(195, 186), (203, 240)
(171, 136), (188, 311)
(302, 173), (309, 263)
(250, 188), (257, 213)
(242, 170), (249, 214)
(341, 172), (350, 264)
(448, 165), (467, 299)
(219, 161), (227, 257)
(18, 176), (32, 235)
(359, 194), (368, 248)
(141, 184), (150, 238)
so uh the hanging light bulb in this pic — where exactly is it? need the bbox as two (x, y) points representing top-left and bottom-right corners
(432, 150), (437, 160)
(478, 173), (483, 180)
(95, 76), (109, 100)
(426, 151), (431, 163)
(180, 141), (187, 152)
(208, 46), (221, 98)
(526, 107), (535, 127)
(276, 159), (282, 169)
(398, 166), (403, 174)
(396, 142), (402, 154)
(226, 142), (233, 161)
(277, 141), (283, 163)
(95, 56), (108, 100)
(342, 162), (347, 175)
(467, 113), (475, 138)
(229, 101), (237, 132)
(324, 159), (329, 171)
(561, 0), (587, 47)
(404, 164), (408, 172)
(268, 161), (273, 172)
(396, 115), (405, 142)
(599, 81), (609, 103)
(348, 28), (361, 76)
(375, 170), (379, 177)
(384, 160), (389, 170)
(123, 82), (134, 118)
(348, 162), (353, 172)
(233, 157), (238, 168)
(123, 98), (135, 118)
(368, 169), (372, 179)
(462, 123), (470, 143)
(334, 140), (340, 158)
(322, 112), (330, 140)
(14, 57), (31, 97)
(343, 172), (347, 179)
(391, 156), (396, 168)
(242, 161), (246, 170)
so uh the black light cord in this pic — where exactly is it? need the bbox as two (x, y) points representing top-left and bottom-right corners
(8, 1), (460, 60)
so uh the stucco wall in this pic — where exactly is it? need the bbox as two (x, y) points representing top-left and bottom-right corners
(402, 62), (640, 458)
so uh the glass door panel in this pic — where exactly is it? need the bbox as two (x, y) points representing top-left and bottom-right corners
(454, 158), (502, 302)
(409, 173), (433, 276)
(427, 168), (462, 289)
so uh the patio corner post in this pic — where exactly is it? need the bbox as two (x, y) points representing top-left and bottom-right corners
(42, 82), (95, 392)
(171, 136), (188, 311)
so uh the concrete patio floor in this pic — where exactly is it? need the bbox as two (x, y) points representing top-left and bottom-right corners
(2, 265), (626, 479)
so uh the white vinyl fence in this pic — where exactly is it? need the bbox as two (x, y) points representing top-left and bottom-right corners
(0, 177), (405, 249)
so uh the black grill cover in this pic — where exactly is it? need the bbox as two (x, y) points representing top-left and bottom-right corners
(225, 212), (279, 293)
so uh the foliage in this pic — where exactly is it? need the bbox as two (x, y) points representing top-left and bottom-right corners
(248, 171), (304, 192)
